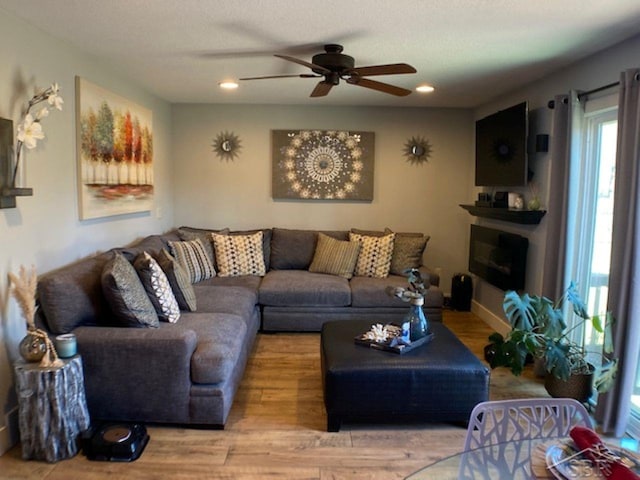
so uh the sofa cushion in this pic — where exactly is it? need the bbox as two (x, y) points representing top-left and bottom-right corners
(180, 313), (248, 384)
(177, 226), (230, 270)
(169, 238), (216, 283)
(350, 275), (444, 308)
(101, 252), (159, 328)
(134, 252), (181, 323)
(38, 252), (112, 334)
(308, 233), (360, 279)
(350, 232), (396, 278)
(195, 275), (262, 290)
(259, 270), (351, 307)
(389, 235), (430, 275)
(155, 249), (197, 311)
(115, 234), (177, 262)
(192, 285), (258, 320)
(270, 228), (348, 270)
(212, 231), (266, 277)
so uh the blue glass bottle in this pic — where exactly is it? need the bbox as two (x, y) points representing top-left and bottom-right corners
(405, 297), (429, 341)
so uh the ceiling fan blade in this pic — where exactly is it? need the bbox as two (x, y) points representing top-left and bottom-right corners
(310, 81), (334, 97)
(346, 77), (412, 96)
(275, 54), (331, 74)
(348, 63), (417, 77)
(239, 74), (319, 81)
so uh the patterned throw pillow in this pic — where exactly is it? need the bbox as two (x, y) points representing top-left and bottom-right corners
(211, 231), (266, 277)
(155, 249), (197, 311)
(101, 252), (159, 328)
(177, 226), (230, 270)
(134, 252), (181, 323)
(390, 235), (430, 276)
(349, 232), (396, 278)
(308, 233), (361, 279)
(168, 238), (215, 283)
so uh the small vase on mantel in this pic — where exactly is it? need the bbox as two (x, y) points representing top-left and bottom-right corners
(19, 328), (47, 363)
(404, 297), (429, 341)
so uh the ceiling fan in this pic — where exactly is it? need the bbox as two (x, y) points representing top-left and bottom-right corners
(239, 44), (417, 97)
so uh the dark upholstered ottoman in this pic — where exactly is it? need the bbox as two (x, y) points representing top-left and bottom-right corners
(320, 320), (489, 431)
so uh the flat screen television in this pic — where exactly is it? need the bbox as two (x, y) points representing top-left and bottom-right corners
(475, 102), (528, 187)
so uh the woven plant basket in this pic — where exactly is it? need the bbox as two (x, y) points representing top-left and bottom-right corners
(544, 364), (594, 403)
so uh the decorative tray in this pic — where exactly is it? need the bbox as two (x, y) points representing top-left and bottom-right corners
(354, 323), (434, 354)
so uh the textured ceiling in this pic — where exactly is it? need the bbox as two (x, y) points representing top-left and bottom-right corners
(2, 0), (640, 108)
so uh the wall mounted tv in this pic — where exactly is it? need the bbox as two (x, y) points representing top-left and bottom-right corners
(475, 101), (528, 187)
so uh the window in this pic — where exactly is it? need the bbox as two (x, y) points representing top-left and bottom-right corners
(567, 94), (617, 382)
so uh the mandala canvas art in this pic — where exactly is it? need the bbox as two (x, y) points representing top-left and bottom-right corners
(272, 130), (374, 201)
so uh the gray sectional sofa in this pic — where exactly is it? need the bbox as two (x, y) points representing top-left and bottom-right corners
(35, 227), (443, 428)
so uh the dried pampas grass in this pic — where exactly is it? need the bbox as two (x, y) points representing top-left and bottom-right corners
(10, 265), (62, 367)
(8, 265), (37, 330)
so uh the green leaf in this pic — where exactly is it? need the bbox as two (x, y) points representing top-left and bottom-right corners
(544, 341), (572, 381)
(595, 359), (618, 393)
(591, 314), (604, 333)
(566, 281), (589, 319)
(603, 312), (615, 354)
(503, 291), (536, 330)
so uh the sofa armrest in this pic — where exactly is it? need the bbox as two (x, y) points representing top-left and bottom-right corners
(418, 266), (440, 288)
(72, 325), (197, 422)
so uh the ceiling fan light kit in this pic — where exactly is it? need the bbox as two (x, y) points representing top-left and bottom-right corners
(240, 44), (418, 98)
(416, 84), (435, 93)
(219, 81), (239, 90)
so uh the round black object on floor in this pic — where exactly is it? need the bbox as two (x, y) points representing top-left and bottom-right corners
(82, 423), (149, 462)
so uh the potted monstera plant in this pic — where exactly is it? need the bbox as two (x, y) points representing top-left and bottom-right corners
(486, 282), (618, 402)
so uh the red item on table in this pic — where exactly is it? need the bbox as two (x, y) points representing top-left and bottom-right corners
(569, 426), (640, 479)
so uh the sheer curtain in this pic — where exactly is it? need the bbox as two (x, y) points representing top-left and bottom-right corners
(542, 91), (583, 299)
(596, 69), (640, 436)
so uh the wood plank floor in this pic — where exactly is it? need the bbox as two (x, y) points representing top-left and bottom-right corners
(0, 311), (546, 479)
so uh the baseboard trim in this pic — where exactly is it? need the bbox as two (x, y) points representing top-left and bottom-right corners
(0, 407), (19, 456)
(471, 300), (510, 336)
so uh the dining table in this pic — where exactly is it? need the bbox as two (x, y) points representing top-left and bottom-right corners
(404, 436), (640, 479)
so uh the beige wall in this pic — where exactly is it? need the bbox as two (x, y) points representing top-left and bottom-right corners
(172, 104), (476, 289)
(0, 9), (174, 453)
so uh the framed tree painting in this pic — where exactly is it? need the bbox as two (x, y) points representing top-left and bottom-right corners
(76, 76), (153, 220)
(272, 129), (374, 201)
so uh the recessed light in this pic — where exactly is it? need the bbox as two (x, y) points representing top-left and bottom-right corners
(219, 81), (239, 90)
(416, 84), (435, 93)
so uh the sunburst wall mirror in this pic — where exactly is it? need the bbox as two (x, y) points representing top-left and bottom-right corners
(212, 131), (242, 161)
(403, 136), (433, 165)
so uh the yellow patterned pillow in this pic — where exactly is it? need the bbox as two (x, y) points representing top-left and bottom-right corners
(309, 233), (361, 279)
(349, 232), (396, 278)
(211, 231), (266, 277)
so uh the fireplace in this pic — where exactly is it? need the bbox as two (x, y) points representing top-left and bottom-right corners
(469, 225), (528, 291)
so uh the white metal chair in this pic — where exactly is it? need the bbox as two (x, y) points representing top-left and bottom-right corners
(463, 398), (593, 451)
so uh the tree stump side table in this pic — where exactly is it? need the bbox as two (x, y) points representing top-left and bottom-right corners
(14, 355), (91, 462)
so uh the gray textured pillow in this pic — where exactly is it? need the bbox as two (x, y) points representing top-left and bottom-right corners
(134, 252), (181, 323)
(101, 252), (159, 328)
(156, 248), (197, 311)
(308, 233), (360, 279)
(390, 235), (430, 275)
